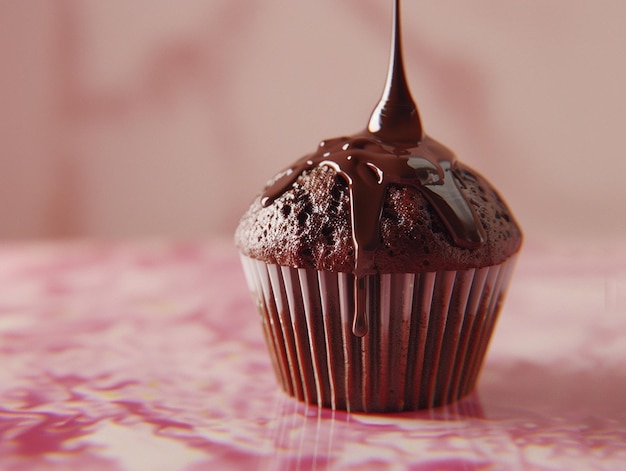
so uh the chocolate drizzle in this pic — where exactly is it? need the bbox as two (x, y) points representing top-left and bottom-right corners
(261, 0), (486, 337)
(368, 0), (423, 144)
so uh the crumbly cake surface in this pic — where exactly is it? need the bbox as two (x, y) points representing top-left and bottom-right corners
(235, 163), (522, 273)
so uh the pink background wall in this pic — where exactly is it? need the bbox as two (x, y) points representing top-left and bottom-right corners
(1, 1), (625, 244)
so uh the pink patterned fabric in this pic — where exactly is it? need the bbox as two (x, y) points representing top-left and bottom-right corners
(1, 240), (625, 470)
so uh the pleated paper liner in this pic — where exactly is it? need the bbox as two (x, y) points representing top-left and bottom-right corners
(241, 254), (518, 412)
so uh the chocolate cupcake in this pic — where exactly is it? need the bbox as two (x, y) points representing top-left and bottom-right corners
(235, 1), (521, 412)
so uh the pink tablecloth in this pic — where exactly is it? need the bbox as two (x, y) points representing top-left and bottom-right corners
(0, 240), (625, 470)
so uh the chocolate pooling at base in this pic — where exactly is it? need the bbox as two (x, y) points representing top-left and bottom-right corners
(260, 0), (486, 337)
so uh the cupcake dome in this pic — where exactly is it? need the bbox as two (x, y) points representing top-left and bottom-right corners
(235, 141), (521, 274)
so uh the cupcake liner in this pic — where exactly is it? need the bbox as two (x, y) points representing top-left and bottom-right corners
(241, 254), (518, 412)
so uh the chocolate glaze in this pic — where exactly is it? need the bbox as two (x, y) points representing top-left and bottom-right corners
(260, 0), (486, 337)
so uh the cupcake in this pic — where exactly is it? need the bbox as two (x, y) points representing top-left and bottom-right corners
(235, 1), (521, 412)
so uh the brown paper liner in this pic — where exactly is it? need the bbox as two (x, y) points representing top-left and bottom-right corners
(241, 255), (518, 412)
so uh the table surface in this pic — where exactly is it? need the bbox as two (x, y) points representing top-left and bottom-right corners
(0, 239), (625, 470)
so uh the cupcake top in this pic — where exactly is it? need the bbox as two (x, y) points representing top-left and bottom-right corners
(235, 1), (521, 277)
(235, 150), (521, 274)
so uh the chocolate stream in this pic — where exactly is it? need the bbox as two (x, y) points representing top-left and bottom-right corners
(261, 0), (486, 337)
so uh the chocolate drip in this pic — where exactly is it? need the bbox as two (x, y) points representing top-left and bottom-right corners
(353, 276), (369, 337)
(368, 0), (423, 145)
(261, 0), (486, 337)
